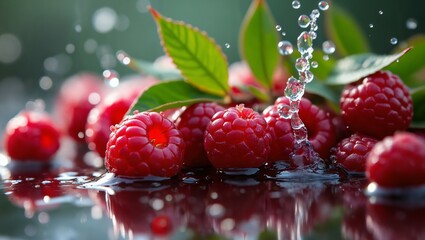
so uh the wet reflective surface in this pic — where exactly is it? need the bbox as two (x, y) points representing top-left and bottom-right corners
(1, 148), (425, 240)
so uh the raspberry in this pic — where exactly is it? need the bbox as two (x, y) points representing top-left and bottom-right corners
(340, 70), (413, 139)
(204, 105), (271, 168)
(366, 132), (425, 188)
(175, 102), (225, 167)
(54, 73), (105, 142)
(105, 111), (185, 177)
(263, 97), (336, 162)
(3, 110), (61, 161)
(332, 133), (378, 173)
(85, 77), (157, 157)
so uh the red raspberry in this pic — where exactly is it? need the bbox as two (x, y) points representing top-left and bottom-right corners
(175, 102), (225, 168)
(3, 110), (61, 161)
(332, 133), (378, 173)
(204, 105), (271, 168)
(263, 97), (336, 162)
(105, 111), (185, 177)
(54, 73), (105, 142)
(340, 70), (413, 139)
(366, 132), (425, 188)
(85, 77), (157, 157)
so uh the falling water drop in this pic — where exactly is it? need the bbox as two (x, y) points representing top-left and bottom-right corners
(278, 104), (292, 119)
(292, 0), (301, 9)
(295, 57), (309, 72)
(281, 32), (287, 36)
(298, 15), (311, 28)
(297, 31), (313, 56)
(369, 24), (374, 28)
(311, 61), (318, 68)
(275, 25), (282, 31)
(390, 37), (398, 45)
(278, 40), (294, 55)
(224, 43), (230, 48)
(318, 1), (329, 11)
(378, 10), (384, 15)
(322, 40), (336, 54)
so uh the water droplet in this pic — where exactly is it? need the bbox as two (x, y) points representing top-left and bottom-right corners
(309, 31), (317, 40)
(39, 76), (53, 90)
(278, 40), (294, 55)
(88, 92), (101, 105)
(116, 51), (131, 65)
(318, 1), (329, 11)
(295, 57), (309, 72)
(323, 55), (329, 61)
(293, 126), (308, 143)
(275, 25), (282, 31)
(224, 43), (230, 48)
(298, 15), (311, 28)
(299, 70), (314, 83)
(281, 32), (287, 36)
(390, 37), (398, 45)
(406, 18), (418, 30)
(311, 61), (318, 68)
(150, 198), (164, 211)
(297, 31), (313, 56)
(369, 24), (374, 28)
(103, 69), (120, 87)
(285, 77), (304, 101)
(310, 9), (320, 20)
(291, 112), (305, 129)
(378, 10), (384, 15)
(278, 104), (292, 119)
(322, 40), (336, 54)
(292, 0), (301, 9)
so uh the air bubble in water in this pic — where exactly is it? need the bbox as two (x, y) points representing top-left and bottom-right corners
(318, 1), (329, 11)
(406, 18), (418, 30)
(311, 61), (318, 68)
(278, 40), (294, 55)
(275, 25), (282, 31)
(292, 0), (301, 9)
(295, 57), (309, 72)
(297, 31), (313, 56)
(390, 37), (398, 45)
(322, 40), (336, 54)
(298, 15), (311, 28)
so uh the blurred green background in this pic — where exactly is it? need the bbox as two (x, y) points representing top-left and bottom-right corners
(0, 0), (424, 128)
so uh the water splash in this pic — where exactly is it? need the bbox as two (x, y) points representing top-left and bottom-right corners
(278, 40), (294, 55)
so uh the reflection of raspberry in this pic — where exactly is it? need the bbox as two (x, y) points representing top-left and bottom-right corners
(332, 134), (377, 173)
(175, 102), (225, 167)
(4, 110), (61, 161)
(263, 97), (336, 161)
(204, 105), (271, 168)
(366, 132), (425, 187)
(105, 112), (185, 177)
(340, 70), (413, 139)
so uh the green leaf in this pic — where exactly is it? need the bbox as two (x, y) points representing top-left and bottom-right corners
(306, 80), (340, 106)
(325, 4), (370, 57)
(247, 85), (270, 103)
(326, 48), (411, 85)
(310, 50), (336, 81)
(119, 53), (182, 80)
(240, 0), (279, 88)
(411, 86), (425, 128)
(149, 7), (229, 97)
(129, 80), (223, 113)
(386, 34), (425, 88)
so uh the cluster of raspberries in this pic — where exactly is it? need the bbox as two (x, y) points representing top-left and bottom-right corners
(3, 70), (425, 188)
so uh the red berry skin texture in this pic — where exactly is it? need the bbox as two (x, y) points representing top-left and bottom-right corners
(175, 102), (225, 168)
(204, 105), (271, 169)
(340, 70), (413, 139)
(86, 77), (157, 157)
(3, 111), (61, 161)
(332, 134), (377, 173)
(105, 112), (185, 177)
(366, 132), (425, 188)
(264, 97), (336, 161)
(54, 73), (104, 142)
